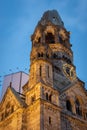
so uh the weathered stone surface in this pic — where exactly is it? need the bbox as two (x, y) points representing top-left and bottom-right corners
(0, 10), (87, 130)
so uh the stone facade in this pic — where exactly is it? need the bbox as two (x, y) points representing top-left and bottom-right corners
(0, 10), (87, 130)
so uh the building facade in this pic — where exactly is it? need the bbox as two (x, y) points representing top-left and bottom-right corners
(0, 10), (87, 130)
(1, 71), (29, 101)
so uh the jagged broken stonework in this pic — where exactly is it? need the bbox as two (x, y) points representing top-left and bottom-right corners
(0, 10), (87, 130)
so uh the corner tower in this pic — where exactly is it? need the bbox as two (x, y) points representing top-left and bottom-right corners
(29, 10), (76, 91)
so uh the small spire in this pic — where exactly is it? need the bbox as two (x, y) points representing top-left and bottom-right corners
(40, 10), (64, 27)
(10, 82), (12, 87)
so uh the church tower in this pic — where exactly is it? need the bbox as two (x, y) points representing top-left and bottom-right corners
(23, 10), (87, 130)
(29, 10), (76, 91)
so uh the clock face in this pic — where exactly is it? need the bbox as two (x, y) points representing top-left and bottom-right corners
(63, 64), (76, 80)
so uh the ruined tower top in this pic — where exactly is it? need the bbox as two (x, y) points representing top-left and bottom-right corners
(39, 10), (64, 27)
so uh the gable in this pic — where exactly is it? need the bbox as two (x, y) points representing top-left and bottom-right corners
(0, 87), (26, 113)
(60, 79), (87, 107)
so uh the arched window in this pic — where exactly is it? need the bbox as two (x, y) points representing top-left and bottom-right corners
(39, 65), (42, 76)
(75, 99), (82, 116)
(46, 93), (48, 100)
(66, 100), (72, 112)
(45, 33), (55, 44)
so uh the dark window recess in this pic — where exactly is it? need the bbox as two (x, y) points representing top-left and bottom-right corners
(49, 117), (52, 125)
(85, 113), (87, 119)
(66, 67), (70, 76)
(31, 96), (35, 102)
(37, 53), (43, 57)
(66, 100), (72, 112)
(38, 53), (40, 57)
(45, 33), (55, 43)
(46, 93), (48, 100)
(75, 99), (82, 116)
(40, 65), (42, 76)
(47, 66), (49, 78)
(38, 37), (41, 43)
(67, 59), (71, 64)
(46, 53), (49, 58)
(53, 53), (57, 58)
(41, 53), (43, 57)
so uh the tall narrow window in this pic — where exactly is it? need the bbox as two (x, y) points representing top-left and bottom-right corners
(85, 113), (87, 120)
(40, 65), (42, 76)
(49, 116), (52, 125)
(47, 66), (49, 78)
(75, 99), (82, 116)
(66, 100), (72, 112)
(46, 93), (48, 100)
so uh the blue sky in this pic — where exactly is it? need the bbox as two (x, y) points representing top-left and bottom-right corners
(0, 0), (87, 95)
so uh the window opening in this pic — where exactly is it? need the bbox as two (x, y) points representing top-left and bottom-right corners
(40, 65), (42, 76)
(31, 95), (35, 102)
(47, 66), (49, 78)
(75, 99), (82, 116)
(66, 100), (72, 112)
(45, 33), (55, 44)
(49, 94), (52, 102)
(46, 93), (48, 100)
(38, 53), (40, 57)
(53, 53), (57, 58)
(46, 53), (49, 58)
(38, 37), (41, 43)
(41, 53), (43, 57)
(66, 67), (70, 76)
(49, 116), (52, 125)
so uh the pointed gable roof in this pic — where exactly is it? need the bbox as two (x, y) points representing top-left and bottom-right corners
(10, 87), (27, 107)
(0, 86), (27, 108)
